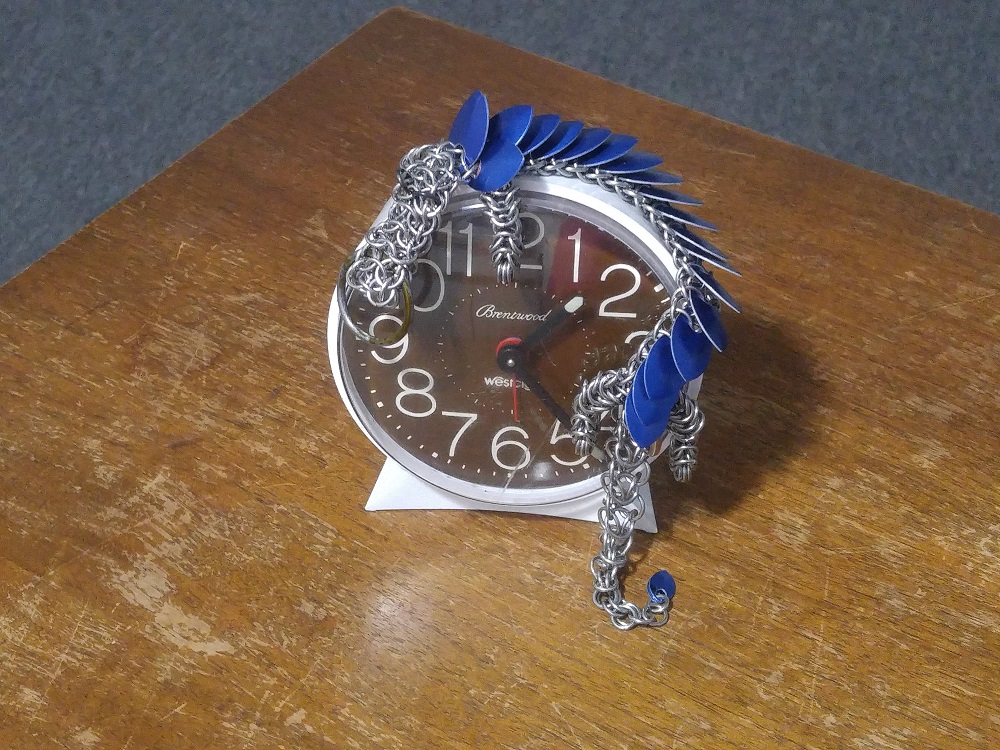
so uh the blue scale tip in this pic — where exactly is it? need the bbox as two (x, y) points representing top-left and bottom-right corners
(670, 226), (740, 275)
(619, 169), (684, 186)
(449, 90), (490, 167)
(489, 104), (534, 146)
(647, 570), (676, 604)
(670, 314), (712, 382)
(468, 139), (524, 192)
(554, 127), (612, 162)
(576, 133), (639, 167)
(601, 151), (664, 175)
(625, 389), (667, 449)
(643, 336), (685, 401)
(691, 265), (742, 313)
(657, 204), (717, 232)
(520, 114), (561, 156)
(691, 292), (728, 352)
(631, 363), (673, 429)
(673, 224), (729, 261)
(532, 120), (584, 160)
(638, 185), (702, 207)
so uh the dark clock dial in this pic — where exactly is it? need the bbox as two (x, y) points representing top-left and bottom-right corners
(338, 191), (672, 504)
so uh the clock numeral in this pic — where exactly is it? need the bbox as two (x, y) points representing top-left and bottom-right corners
(370, 315), (409, 365)
(458, 224), (473, 277)
(413, 259), (445, 312)
(549, 421), (587, 467)
(625, 330), (648, 345)
(569, 227), (582, 283)
(491, 426), (531, 471)
(520, 212), (544, 271)
(395, 368), (436, 418)
(441, 220), (474, 277)
(598, 264), (641, 319)
(441, 411), (478, 457)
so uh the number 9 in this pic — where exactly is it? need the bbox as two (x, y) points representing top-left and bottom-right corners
(369, 315), (409, 365)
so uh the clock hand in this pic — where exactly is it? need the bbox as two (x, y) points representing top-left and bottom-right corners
(511, 376), (519, 422)
(497, 342), (573, 429)
(516, 366), (573, 430)
(520, 295), (584, 351)
(496, 337), (523, 421)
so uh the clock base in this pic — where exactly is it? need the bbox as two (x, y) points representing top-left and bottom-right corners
(366, 457), (658, 533)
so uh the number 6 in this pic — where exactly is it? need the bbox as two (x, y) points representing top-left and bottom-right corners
(491, 426), (531, 471)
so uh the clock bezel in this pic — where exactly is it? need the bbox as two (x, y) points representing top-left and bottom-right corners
(328, 174), (685, 506)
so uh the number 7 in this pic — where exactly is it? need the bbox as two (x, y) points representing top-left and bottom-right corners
(441, 411), (478, 457)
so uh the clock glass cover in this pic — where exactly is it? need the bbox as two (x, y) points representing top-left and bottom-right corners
(336, 188), (676, 505)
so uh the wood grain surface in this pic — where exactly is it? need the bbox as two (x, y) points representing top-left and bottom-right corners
(2, 8), (998, 749)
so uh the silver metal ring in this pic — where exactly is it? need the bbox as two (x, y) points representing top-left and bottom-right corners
(336, 258), (412, 346)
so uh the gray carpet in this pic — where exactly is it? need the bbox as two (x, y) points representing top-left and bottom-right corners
(3, 1), (998, 285)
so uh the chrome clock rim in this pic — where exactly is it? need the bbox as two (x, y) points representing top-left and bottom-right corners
(328, 175), (682, 506)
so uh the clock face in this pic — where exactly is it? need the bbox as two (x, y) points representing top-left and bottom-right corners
(336, 189), (674, 505)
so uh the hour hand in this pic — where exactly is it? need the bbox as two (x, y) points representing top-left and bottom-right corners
(521, 295), (584, 351)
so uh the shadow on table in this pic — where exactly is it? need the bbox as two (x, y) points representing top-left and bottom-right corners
(640, 307), (823, 541)
(480, 307), (822, 585)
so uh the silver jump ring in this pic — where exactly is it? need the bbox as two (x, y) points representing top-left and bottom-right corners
(336, 257), (412, 346)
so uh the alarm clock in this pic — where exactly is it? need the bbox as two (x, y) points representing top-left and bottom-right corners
(327, 92), (739, 628)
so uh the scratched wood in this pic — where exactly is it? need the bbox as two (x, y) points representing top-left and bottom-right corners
(1, 8), (998, 749)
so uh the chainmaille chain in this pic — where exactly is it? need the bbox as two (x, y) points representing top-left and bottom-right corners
(342, 140), (710, 629)
(571, 294), (705, 629)
(480, 183), (524, 284)
(344, 142), (470, 308)
(523, 160), (706, 297)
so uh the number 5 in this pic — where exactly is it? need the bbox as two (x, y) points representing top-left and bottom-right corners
(550, 421), (587, 466)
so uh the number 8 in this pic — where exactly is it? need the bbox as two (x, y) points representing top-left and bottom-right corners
(396, 368), (436, 418)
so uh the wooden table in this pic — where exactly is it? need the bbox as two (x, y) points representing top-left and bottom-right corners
(2, 9), (998, 748)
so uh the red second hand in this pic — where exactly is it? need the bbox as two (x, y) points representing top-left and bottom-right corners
(496, 337), (522, 422)
(511, 377), (519, 422)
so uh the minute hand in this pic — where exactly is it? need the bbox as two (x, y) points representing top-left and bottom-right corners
(512, 364), (574, 430)
(521, 295), (584, 350)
